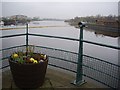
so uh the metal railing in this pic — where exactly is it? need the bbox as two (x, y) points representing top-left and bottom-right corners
(0, 23), (120, 89)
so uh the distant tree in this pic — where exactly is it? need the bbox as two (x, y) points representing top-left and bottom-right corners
(96, 14), (101, 18)
(32, 17), (40, 21)
(2, 18), (15, 26)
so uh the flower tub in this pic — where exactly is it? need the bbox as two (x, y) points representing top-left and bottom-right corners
(9, 51), (48, 89)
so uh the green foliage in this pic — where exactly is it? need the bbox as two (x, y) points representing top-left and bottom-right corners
(17, 56), (25, 64)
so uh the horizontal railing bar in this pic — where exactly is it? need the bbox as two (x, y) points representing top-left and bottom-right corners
(49, 61), (117, 89)
(1, 33), (119, 51)
(0, 34), (26, 38)
(29, 33), (79, 41)
(1, 44), (119, 68)
(35, 45), (120, 67)
(1, 45), (120, 80)
(48, 63), (76, 73)
(1, 44), (76, 58)
(0, 56), (10, 61)
(1, 33), (119, 50)
(49, 55), (119, 80)
(1, 45), (76, 59)
(49, 55), (77, 64)
(83, 54), (120, 67)
(30, 45), (120, 68)
(34, 45), (78, 54)
(1, 63), (76, 73)
(47, 51), (120, 80)
(0, 65), (10, 69)
(0, 45), (26, 51)
(1, 59), (76, 73)
(1, 54), (119, 80)
(82, 39), (120, 50)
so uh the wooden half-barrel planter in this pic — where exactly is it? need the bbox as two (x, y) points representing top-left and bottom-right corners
(9, 52), (48, 89)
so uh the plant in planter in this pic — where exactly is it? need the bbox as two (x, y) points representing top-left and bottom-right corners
(9, 46), (48, 89)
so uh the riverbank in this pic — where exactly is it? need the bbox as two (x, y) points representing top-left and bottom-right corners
(64, 21), (119, 37)
(0, 25), (68, 30)
(86, 24), (119, 33)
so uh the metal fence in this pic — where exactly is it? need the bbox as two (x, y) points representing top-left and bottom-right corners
(0, 23), (120, 89)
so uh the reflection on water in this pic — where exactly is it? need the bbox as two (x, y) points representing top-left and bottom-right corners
(74, 25), (119, 38)
(86, 28), (119, 38)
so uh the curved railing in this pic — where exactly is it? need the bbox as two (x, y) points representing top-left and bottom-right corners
(0, 24), (120, 89)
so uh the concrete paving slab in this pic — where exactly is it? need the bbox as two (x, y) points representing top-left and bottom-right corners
(2, 68), (101, 89)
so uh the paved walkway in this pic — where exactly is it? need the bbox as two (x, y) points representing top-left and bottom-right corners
(2, 67), (100, 90)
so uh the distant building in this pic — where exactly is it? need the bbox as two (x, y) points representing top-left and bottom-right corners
(0, 21), (4, 26)
(3, 15), (29, 26)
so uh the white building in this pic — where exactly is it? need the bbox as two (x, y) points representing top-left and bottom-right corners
(0, 21), (4, 26)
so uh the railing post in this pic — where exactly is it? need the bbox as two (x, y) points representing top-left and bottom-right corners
(72, 22), (86, 85)
(118, 37), (120, 89)
(26, 23), (28, 54)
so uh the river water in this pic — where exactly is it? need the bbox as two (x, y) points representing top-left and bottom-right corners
(1, 21), (119, 65)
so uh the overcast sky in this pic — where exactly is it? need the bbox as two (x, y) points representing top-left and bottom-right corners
(1, 0), (120, 2)
(1, 1), (119, 19)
